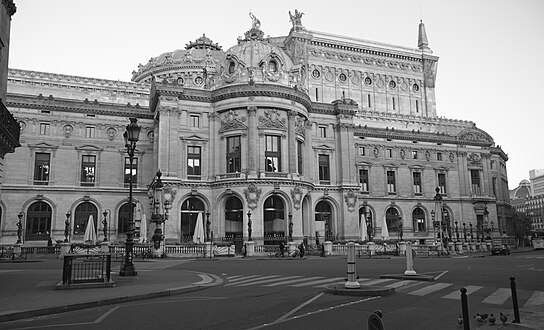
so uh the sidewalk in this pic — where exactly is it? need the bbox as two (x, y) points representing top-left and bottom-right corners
(0, 258), (222, 323)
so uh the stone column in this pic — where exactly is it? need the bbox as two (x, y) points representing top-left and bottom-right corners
(287, 111), (297, 174)
(247, 106), (257, 177)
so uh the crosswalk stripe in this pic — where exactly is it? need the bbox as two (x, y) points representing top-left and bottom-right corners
(314, 278), (371, 288)
(385, 280), (416, 289)
(442, 285), (483, 300)
(482, 288), (511, 305)
(226, 275), (244, 280)
(263, 276), (324, 287)
(225, 275), (280, 287)
(227, 275), (261, 283)
(235, 276), (303, 287)
(360, 278), (395, 286)
(408, 283), (453, 296)
(289, 277), (345, 287)
(524, 291), (544, 307)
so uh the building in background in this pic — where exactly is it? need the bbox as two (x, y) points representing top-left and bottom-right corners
(0, 11), (511, 249)
(511, 173), (544, 233)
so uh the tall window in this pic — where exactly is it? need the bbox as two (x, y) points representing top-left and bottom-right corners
(180, 198), (205, 242)
(438, 173), (447, 194)
(385, 207), (400, 232)
(359, 168), (369, 192)
(492, 177), (498, 197)
(412, 208), (426, 232)
(319, 126), (326, 138)
(318, 154), (330, 183)
(359, 147), (365, 156)
(187, 146), (201, 179)
(263, 196), (285, 244)
(34, 152), (50, 185)
(415, 100), (419, 113)
(81, 155), (96, 186)
(412, 151), (418, 159)
(437, 152), (443, 161)
(297, 140), (303, 175)
(265, 135), (281, 172)
(386, 149), (393, 158)
(226, 136), (241, 173)
(73, 202), (98, 235)
(85, 126), (95, 138)
(471, 170), (481, 194)
(413, 172), (422, 194)
(26, 202), (52, 241)
(118, 202), (134, 234)
(39, 123), (50, 135)
(225, 197), (243, 237)
(392, 97), (396, 110)
(387, 170), (396, 194)
(190, 115), (200, 128)
(124, 157), (138, 186)
(367, 94), (371, 108)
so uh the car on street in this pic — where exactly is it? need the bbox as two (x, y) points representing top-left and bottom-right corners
(491, 244), (510, 255)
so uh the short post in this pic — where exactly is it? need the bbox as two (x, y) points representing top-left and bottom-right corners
(345, 242), (360, 289)
(404, 241), (417, 275)
(510, 276), (521, 323)
(245, 240), (255, 257)
(460, 288), (470, 330)
(324, 241), (332, 256)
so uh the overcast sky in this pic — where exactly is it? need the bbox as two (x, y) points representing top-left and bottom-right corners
(8, 0), (544, 189)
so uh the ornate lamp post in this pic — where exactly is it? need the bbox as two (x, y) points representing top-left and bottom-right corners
(64, 211), (71, 243)
(469, 223), (473, 242)
(247, 210), (252, 241)
(455, 221), (459, 241)
(434, 187), (444, 254)
(206, 211), (211, 242)
(288, 212), (293, 242)
(431, 210), (437, 242)
(16, 212), (23, 244)
(120, 118), (140, 277)
(102, 210), (108, 242)
(397, 216), (403, 241)
(365, 207), (373, 241)
(149, 170), (172, 256)
(462, 222), (467, 241)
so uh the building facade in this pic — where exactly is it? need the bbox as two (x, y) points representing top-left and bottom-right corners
(0, 11), (511, 248)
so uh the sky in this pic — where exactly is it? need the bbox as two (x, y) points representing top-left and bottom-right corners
(7, 0), (544, 189)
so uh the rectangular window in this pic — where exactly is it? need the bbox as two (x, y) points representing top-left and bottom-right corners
(392, 97), (396, 110)
(359, 169), (369, 192)
(438, 173), (447, 194)
(34, 152), (50, 185)
(81, 155), (96, 186)
(319, 126), (327, 138)
(470, 169), (481, 194)
(359, 147), (365, 156)
(297, 140), (303, 175)
(412, 151), (418, 159)
(39, 123), (50, 135)
(318, 154), (330, 183)
(124, 157), (138, 186)
(490, 160), (495, 170)
(492, 177), (497, 197)
(85, 126), (95, 138)
(413, 172), (422, 194)
(386, 148), (393, 158)
(387, 170), (396, 194)
(265, 135), (281, 172)
(226, 136), (241, 173)
(367, 94), (371, 108)
(315, 88), (319, 102)
(415, 100), (419, 113)
(437, 152), (443, 161)
(187, 146), (202, 179)
(190, 115), (200, 128)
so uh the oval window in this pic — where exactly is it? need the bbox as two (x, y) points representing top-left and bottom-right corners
(389, 80), (397, 89)
(339, 73), (347, 82)
(364, 77), (372, 86)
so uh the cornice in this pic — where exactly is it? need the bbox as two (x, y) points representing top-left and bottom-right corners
(356, 109), (473, 128)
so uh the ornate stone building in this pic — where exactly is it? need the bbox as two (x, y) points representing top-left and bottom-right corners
(0, 11), (511, 248)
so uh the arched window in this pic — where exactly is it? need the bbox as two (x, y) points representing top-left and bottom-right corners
(385, 207), (400, 232)
(412, 207), (426, 232)
(225, 196), (243, 238)
(118, 203), (134, 234)
(180, 198), (205, 241)
(268, 60), (277, 73)
(228, 61), (236, 74)
(74, 202), (98, 235)
(315, 200), (333, 239)
(263, 196), (285, 244)
(26, 202), (52, 241)
(359, 206), (373, 239)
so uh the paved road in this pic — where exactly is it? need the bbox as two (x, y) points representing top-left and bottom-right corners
(2, 250), (543, 329)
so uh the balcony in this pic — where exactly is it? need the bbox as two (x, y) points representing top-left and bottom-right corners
(0, 102), (21, 157)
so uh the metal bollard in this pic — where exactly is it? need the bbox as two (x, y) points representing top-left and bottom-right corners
(460, 288), (470, 330)
(345, 242), (360, 289)
(510, 276), (521, 323)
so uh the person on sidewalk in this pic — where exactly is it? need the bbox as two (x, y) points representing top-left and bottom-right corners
(278, 241), (285, 257)
(298, 242), (305, 258)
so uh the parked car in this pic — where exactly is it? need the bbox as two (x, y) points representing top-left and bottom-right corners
(491, 244), (510, 255)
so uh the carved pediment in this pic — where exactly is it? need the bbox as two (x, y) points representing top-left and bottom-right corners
(75, 144), (103, 152)
(258, 109), (286, 131)
(28, 142), (59, 150)
(458, 128), (493, 144)
(219, 110), (247, 133)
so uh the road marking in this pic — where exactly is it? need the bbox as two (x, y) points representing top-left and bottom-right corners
(385, 280), (416, 288)
(94, 306), (120, 324)
(481, 288), (511, 305)
(227, 275), (262, 283)
(314, 278), (370, 288)
(442, 285), (483, 300)
(272, 292), (324, 324)
(408, 283), (453, 296)
(225, 275), (280, 287)
(235, 276), (302, 287)
(194, 274), (214, 285)
(289, 277), (345, 287)
(226, 275), (244, 280)
(360, 278), (395, 286)
(263, 276), (324, 287)
(434, 270), (449, 280)
(524, 291), (544, 307)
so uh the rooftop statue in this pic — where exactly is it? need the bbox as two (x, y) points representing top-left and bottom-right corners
(289, 9), (305, 31)
(249, 11), (261, 29)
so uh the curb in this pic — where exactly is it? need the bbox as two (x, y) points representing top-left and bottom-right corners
(324, 284), (395, 296)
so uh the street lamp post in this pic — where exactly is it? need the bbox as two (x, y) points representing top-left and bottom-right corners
(288, 213), (293, 242)
(247, 210), (252, 241)
(469, 223), (473, 242)
(102, 210), (108, 242)
(462, 222), (467, 242)
(64, 211), (71, 243)
(16, 212), (23, 244)
(434, 187), (444, 254)
(455, 221), (459, 241)
(431, 210), (437, 242)
(120, 117), (140, 277)
(365, 207), (373, 241)
(206, 211), (211, 242)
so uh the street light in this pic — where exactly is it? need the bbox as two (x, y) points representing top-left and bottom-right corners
(64, 211), (71, 242)
(102, 210), (109, 242)
(206, 211), (211, 242)
(16, 212), (24, 244)
(397, 216), (403, 241)
(120, 117), (140, 277)
(365, 206), (373, 241)
(434, 187), (444, 254)
(247, 210), (252, 241)
(149, 170), (172, 256)
(288, 212), (293, 242)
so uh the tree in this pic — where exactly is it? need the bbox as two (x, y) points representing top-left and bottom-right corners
(512, 211), (532, 246)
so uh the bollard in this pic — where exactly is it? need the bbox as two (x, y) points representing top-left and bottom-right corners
(404, 241), (417, 275)
(460, 288), (470, 330)
(345, 242), (360, 289)
(510, 276), (521, 323)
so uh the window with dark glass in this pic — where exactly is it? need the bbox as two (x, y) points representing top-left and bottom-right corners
(25, 202), (52, 241)
(39, 123), (50, 135)
(412, 208), (426, 232)
(319, 126), (326, 138)
(228, 61), (235, 74)
(359, 147), (365, 156)
(413, 171), (422, 194)
(265, 135), (281, 172)
(187, 146), (201, 179)
(297, 140), (303, 175)
(318, 154), (330, 183)
(263, 196), (285, 243)
(85, 126), (95, 138)
(471, 170), (481, 194)
(387, 170), (396, 193)
(225, 197), (243, 238)
(359, 169), (369, 192)
(118, 202), (134, 234)
(438, 172), (447, 194)
(437, 152), (443, 161)
(34, 152), (50, 185)
(226, 136), (241, 173)
(386, 149), (393, 158)
(180, 198), (205, 242)
(81, 155), (96, 186)
(73, 202), (98, 235)
(190, 115), (200, 128)
(268, 60), (277, 72)
(492, 177), (497, 197)
(124, 157), (138, 186)
(412, 151), (418, 159)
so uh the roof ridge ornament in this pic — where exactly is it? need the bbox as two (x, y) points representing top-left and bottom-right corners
(244, 11), (264, 41)
(289, 9), (306, 32)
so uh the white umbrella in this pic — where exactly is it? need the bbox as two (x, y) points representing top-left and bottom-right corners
(84, 215), (97, 244)
(140, 213), (147, 243)
(193, 212), (205, 244)
(360, 213), (368, 241)
(380, 215), (389, 241)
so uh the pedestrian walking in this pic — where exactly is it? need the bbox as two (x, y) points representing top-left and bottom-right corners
(298, 242), (305, 258)
(278, 241), (285, 257)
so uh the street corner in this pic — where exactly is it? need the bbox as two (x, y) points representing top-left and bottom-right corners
(188, 271), (224, 287)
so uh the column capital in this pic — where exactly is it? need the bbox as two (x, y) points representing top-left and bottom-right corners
(247, 106), (257, 114)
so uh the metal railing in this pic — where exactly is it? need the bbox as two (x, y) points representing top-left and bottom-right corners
(61, 253), (112, 285)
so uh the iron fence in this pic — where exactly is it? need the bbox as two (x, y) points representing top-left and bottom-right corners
(61, 253), (112, 285)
